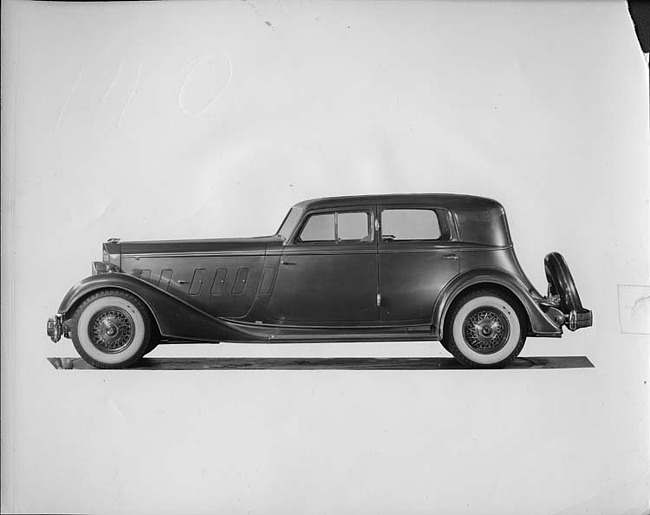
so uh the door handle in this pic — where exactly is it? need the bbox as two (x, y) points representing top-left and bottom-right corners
(281, 261), (297, 266)
(443, 254), (458, 260)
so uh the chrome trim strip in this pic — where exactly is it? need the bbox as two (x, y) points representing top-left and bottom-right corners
(122, 251), (267, 258)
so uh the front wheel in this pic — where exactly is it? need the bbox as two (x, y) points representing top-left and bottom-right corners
(442, 290), (526, 368)
(70, 290), (152, 369)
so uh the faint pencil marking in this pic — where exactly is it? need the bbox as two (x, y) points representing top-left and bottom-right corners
(55, 67), (83, 132)
(117, 61), (142, 128)
(242, 0), (276, 32)
(101, 60), (124, 103)
(178, 54), (233, 116)
(277, 0), (288, 18)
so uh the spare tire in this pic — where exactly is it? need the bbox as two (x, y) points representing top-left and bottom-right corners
(544, 252), (584, 313)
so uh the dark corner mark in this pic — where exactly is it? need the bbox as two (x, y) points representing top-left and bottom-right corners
(48, 356), (595, 371)
(628, 0), (650, 54)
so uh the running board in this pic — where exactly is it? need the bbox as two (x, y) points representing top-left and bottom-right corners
(216, 319), (435, 343)
(264, 332), (435, 343)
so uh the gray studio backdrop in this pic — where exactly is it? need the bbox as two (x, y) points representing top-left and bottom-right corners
(1, 0), (649, 514)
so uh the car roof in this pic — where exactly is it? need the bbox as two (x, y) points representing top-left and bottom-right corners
(292, 193), (503, 212)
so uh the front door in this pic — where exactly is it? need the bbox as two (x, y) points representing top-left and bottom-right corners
(266, 208), (378, 325)
(378, 206), (459, 324)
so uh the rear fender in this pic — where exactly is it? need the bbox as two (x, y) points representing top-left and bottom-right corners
(58, 273), (241, 342)
(432, 268), (562, 339)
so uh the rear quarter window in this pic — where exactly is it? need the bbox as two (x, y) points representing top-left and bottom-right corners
(454, 205), (511, 246)
(381, 209), (442, 241)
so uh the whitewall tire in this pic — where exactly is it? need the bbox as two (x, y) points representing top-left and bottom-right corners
(442, 289), (526, 368)
(71, 290), (152, 369)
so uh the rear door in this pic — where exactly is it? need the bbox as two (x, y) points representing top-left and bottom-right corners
(378, 205), (459, 325)
(266, 207), (379, 325)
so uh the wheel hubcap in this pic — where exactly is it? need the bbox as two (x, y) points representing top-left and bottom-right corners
(88, 308), (135, 353)
(463, 307), (510, 354)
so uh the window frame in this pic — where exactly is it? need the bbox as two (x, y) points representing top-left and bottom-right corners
(378, 207), (453, 243)
(294, 208), (375, 245)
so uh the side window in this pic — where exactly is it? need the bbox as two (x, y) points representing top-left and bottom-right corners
(298, 211), (371, 243)
(338, 212), (370, 241)
(381, 209), (441, 241)
(298, 213), (335, 242)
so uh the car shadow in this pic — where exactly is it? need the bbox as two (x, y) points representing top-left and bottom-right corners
(47, 356), (594, 371)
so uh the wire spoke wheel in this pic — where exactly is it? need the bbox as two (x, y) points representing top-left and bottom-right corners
(442, 289), (526, 368)
(71, 290), (152, 368)
(88, 307), (135, 353)
(462, 307), (510, 355)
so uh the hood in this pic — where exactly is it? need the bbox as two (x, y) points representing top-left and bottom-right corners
(103, 235), (284, 255)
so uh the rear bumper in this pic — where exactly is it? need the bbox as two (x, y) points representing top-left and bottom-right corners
(539, 305), (592, 333)
(568, 309), (593, 331)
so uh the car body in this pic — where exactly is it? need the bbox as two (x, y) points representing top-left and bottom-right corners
(47, 194), (592, 368)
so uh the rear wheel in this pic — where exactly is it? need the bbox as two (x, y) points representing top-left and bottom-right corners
(70, 290), (152, 369)
(442, 289), (526, 368)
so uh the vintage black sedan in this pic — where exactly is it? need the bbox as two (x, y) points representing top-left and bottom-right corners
(47, 194), (592, 368)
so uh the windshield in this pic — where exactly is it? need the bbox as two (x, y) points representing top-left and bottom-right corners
(276, 206), (303, 241)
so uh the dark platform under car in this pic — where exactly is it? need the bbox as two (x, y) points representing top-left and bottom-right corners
(47, 194), (592, 369)
(47, 356), (595, 371)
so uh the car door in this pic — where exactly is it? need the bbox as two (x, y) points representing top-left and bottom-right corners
(378, 205), (459, 325)
(266, 208), (379, 325)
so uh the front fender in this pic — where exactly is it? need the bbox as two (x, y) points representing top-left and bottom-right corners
(431, 268), (562, 339)
(57, 273), (244, 342)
